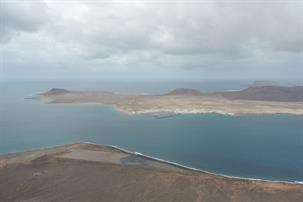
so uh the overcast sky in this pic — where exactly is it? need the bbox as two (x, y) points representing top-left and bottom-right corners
(0, 0), (302, 81)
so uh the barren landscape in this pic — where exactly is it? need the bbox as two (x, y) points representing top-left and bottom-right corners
(1, 143), (303, 202)
(35, 86), (303, 116)
(3, 1), (303, 201)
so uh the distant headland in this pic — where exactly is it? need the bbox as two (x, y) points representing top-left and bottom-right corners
(33, 82), (303, 116)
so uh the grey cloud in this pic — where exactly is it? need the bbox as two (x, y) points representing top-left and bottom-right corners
(1, 0), (302, 80)
(0, 1), (48, 43)
(44, 1), (302, 61)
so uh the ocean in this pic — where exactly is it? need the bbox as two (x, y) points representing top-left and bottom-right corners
(0, 80), (303, 183)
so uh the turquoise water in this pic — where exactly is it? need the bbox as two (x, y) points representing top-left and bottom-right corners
(1, 81), (303, 182)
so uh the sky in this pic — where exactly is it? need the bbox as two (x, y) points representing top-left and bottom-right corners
(0, 0), (302, 81)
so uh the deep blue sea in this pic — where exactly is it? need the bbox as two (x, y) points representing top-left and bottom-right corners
(1, 80), (303, 183)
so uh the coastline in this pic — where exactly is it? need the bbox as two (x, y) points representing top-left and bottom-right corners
(43, 100), (303, 117)
(35, 88), (303, 116)
(1, 141), (302, 185)
(78, 142), (303, 185)
(2, 142), (303, 202)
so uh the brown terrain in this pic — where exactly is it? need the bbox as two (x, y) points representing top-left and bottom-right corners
(1, 143), (303, 202)
(34, 85), (303, 115)
(217, 86), (303, 102)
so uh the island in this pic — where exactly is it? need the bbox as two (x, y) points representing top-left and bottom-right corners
(33, 85), (303, 116)
(1, 143), (302, 202)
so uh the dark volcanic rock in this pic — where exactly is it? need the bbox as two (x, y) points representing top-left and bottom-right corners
(220, 86), (303, 102)
(165, 88), (203, 96)
(43, 88), (70, 96)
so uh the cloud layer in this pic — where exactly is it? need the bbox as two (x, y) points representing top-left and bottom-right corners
(1, 0), (302, 80)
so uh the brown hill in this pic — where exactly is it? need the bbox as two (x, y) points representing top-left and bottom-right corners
(251, 80), (279, 87)
(42, 88), (70, 96)
(219, 86), (303, 102)
(165, 88), (203, 96)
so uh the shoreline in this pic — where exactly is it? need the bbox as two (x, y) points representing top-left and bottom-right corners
(84, 142), (303, 185)
(35, 87), (303, 116)
(40, 100), (303, 117)
(2, 141), (302, 185)
(2, 142), (303, 202)
(52, 101), (303, 117)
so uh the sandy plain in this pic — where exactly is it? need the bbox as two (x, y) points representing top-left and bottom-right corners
(38, 90), (303, 116)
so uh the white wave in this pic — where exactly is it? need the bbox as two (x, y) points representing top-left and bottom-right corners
(81, 142), (303, 185)
(4, 141), (302, 185)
